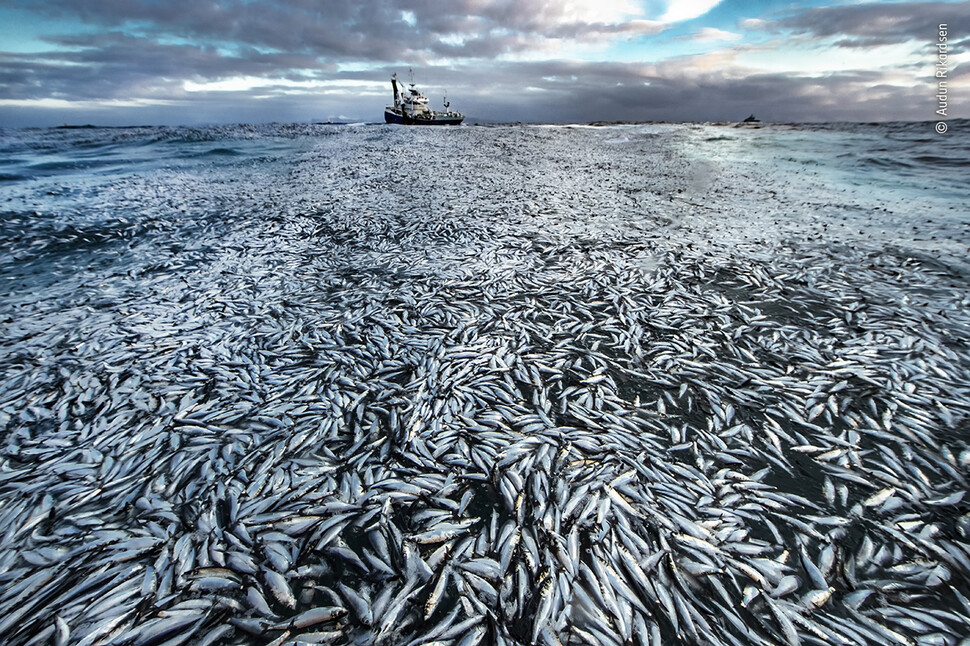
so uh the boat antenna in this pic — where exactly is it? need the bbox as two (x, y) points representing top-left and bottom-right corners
(409, 67), (414, 86)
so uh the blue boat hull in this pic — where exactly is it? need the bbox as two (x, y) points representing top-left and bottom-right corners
(385, 109), (463, 126)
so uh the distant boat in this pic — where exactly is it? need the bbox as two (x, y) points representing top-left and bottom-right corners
(384, 72), (464, 126)
(735, 114), (763, 128)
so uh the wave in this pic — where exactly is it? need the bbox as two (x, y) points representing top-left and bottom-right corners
(191, 147), (243, 158)
(28, 158), (126, 173)
(911, 154), (970, 168)
(0, 122), (346, 160)
(856, 156), (915, 170)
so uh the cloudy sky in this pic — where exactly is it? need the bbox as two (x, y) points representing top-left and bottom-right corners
(0, 0), (967, 126)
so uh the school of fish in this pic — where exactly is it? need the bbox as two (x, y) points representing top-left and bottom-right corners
(1, 122), (969, 645)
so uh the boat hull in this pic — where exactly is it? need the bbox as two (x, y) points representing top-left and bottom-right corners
(385, 108), (463, 126)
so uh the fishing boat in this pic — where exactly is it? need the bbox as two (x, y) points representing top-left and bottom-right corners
(736, 114), (763, 128)
(384, 72), (464, 126)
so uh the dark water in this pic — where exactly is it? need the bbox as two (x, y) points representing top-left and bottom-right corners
(0, 121), (969, 645)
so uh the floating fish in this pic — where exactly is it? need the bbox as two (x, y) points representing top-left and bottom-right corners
(0, 122), (968, 646)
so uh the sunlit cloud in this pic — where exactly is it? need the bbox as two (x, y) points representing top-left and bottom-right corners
(734, 40), (921, 75)
(739, 18), (768, 30)
(557, 0), (644, 23)
(690, 27), (743, 42)
(660, 0), (724, 23)
(183, 77), (382, 94)
(0, 97), (174, 109)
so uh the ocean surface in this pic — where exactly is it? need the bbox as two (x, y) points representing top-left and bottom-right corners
(1, 121), (969, 645)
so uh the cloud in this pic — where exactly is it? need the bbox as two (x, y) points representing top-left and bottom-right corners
(660, 0), (724, 23)
(1, 31), (336, 103)
(10, 0), (657, 63)
(774, 1), (970, 48)
(0, 0), (963, 126)
(689, 28), (743, 42)
(453, 58), (935, 124)
(2, 50), (944, 127)
(0, 0), (674, 115)
(739, 18), (767, 30)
